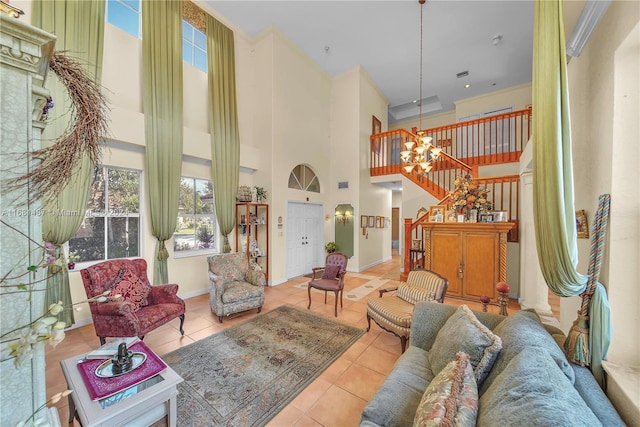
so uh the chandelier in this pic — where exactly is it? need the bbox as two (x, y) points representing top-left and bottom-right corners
(400, 0), (442, 175)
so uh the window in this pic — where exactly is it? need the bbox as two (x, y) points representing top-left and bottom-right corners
(106, 0), (141, 38)
(288, 165), (320, 193)
(69, 167), (141, 263)
(182, 20), (207, 72)
(174, 178), (217, 254)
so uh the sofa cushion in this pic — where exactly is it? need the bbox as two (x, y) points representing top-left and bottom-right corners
(480, 309), (575, 395)
(413, 352), (477, 427)
(221, 281), (264, 304)
(429, 305), (502, 385)
(360, 346), (435, 427)
(109, 265), (151, 310)
(477, 347), (601, 427)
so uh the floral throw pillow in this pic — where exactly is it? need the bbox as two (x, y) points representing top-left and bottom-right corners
(322, 264), (341, 280)
(109, 265), (151, 310)
(413, 352), (478, 427)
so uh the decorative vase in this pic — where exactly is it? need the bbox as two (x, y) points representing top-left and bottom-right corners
(67, 261), (75, 270)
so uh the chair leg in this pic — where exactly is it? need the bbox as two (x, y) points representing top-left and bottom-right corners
(324, 291), (328, 304)
(179, 314), (185, 336)
(218, 315), (223, 323)
(307, 286), (312, 310)
(334, 290), (339, 317)
(257, 306), (262, 314)
(366, 313), (371, 332)
(99, 337), (106, 345)
(400, 336), (407, 353)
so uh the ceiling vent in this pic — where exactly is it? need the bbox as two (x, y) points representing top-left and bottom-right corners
(456, 70), (469, 79)
(338, 181), (349, 189)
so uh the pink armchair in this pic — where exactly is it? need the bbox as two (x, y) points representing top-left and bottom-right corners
(80, 258), (185, 345)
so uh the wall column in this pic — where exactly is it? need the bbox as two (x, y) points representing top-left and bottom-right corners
(518, 168), (552, 315)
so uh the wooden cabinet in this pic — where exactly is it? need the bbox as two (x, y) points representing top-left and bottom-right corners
(235, 203), (269, 280)
(422, 223), (513, 301)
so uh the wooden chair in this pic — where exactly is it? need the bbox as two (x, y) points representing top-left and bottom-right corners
(307, 252), (349, 317)
(366, 269), (448, 352)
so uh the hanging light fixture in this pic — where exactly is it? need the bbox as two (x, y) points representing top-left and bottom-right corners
(400, 0), (442, 176)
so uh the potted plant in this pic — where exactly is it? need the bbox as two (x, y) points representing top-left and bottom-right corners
(325, 241), (337, 253)
(67, 251), (80, 270)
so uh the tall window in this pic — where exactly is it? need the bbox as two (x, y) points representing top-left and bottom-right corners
(174, 178), (217, 254)
(182, 20), (207, 72)
(69, 167), (141, 263)
(106, 0), (141, 38)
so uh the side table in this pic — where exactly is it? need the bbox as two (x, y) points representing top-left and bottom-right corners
(60, 347), (183, 427)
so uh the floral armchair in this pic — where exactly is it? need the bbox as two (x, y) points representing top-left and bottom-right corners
(80, 258), (185, 345)
(207, 252), (266, 323)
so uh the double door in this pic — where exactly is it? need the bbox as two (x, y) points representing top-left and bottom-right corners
(286, 202), (324, 278)
(423, 223), (513, 301)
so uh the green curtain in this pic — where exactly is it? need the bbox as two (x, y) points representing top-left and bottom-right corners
(142, 1), (184, 284)
(206, 16), (240, 253)
(532, 0), (587, 296)
(32, 0), (105, 326)
(589, 283), (611, 385)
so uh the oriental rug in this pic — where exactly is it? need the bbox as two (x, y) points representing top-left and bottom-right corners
(162, 305), (365, 426)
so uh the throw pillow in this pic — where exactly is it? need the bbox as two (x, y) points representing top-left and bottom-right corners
(429, 305), (502, 386)
(397, 283), (435, 305)
(109, 265), (151, 310)
(322, 264), (341, 280)
(477, 347), (601, 426)
(479, 309), (575, 394)
(413, 352), (478, 427)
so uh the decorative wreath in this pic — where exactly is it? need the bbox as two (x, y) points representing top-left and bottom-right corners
(8, 51), (108, 205)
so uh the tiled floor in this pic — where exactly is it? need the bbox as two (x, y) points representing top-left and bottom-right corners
(45, 253), (526, 426)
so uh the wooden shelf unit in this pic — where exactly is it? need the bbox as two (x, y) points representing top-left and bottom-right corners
(421, 222), (513, 302)
(235, 203), (269, 280)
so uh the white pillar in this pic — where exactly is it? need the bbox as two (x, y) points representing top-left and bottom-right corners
(518, 169), (552, 315)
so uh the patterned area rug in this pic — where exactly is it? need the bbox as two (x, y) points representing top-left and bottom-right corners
(162, 305), (365, 426)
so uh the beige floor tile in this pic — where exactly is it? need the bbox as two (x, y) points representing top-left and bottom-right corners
(334, 363), (387, 401)
(306, 385), (367, 427)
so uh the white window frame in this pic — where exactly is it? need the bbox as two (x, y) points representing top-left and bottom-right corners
(173, 177), (219, 258)
(68, 165), (142, 269)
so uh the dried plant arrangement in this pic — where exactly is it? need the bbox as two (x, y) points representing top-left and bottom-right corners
(4, 51), (109, 206)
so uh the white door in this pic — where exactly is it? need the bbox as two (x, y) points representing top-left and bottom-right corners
(286, 202), (324, 278)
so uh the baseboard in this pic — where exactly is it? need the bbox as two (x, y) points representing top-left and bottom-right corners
(356, 256), (392, 272)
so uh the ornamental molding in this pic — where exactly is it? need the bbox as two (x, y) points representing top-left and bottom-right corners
(0, 15), (55, 74)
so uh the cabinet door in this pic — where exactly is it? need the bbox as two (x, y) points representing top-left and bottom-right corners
(431, 231), (462, 297)
(463, 232), (499, 300)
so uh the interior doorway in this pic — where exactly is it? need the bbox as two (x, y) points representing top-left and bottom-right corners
(285, 202), (324, 278)
(392, 207), (400, 249)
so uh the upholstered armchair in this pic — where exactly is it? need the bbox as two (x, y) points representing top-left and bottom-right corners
(80, 258), (185, 345)
(307, 252), (349, 317)
(207, 252), (266, 323)
(366, 268), (448, 352)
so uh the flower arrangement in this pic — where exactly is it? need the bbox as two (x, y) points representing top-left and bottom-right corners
(448, 173), (492, 215)
(254, 186), (267, 202)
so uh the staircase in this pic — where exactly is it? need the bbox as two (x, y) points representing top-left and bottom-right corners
(370, 108), (532, 274)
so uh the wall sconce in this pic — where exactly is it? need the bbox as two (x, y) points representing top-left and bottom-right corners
(335, 210), (352, 225)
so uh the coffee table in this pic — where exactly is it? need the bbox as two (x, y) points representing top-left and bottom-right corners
(60, 347), (183, 427)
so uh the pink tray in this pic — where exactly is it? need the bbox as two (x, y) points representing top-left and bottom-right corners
(76, 341), (167, 401)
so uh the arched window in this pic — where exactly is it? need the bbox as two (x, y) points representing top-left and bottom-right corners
(288, 165), (320, 193)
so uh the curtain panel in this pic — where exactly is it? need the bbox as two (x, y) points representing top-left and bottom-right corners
(32, 0), (105, 326)
(142, 1), (184, 284)
(532, 0), (587, 296)
(206, 16), (240, 253)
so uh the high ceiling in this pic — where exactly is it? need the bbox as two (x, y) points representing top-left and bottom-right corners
(204, 0), (536, 124)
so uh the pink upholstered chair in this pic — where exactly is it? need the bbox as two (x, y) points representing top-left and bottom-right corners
(307, 252), (349, 317)
(80, 258), (185, 345)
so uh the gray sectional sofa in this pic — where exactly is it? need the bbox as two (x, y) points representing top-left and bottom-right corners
(360, 302), (625, 426)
